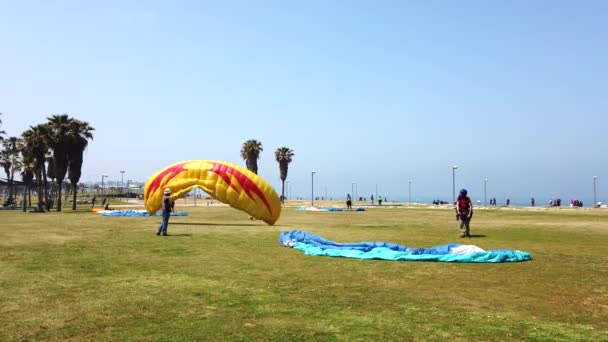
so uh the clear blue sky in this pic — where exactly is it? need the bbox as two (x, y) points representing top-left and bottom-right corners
(1, 0), (607, 204)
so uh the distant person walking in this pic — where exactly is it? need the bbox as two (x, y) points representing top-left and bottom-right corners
(378, 196), (383, 206)
(531, 197), (535, 207)
(346, 194), (352, 209)
(157, 188), (172, 236)
(506, 198), (510, 206)
(371, 195), (374, 205)
(456, 189), (473, 238)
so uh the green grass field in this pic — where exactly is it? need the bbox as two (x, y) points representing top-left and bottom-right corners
(1, 205), (607, 341)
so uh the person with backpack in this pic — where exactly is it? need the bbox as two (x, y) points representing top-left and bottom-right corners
(456, 189), (473, 238)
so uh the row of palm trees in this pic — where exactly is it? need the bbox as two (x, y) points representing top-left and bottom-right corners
(0, 113), (94, 212)
(240, 139), (294, 203)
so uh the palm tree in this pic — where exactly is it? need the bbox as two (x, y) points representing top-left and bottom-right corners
(2, 137), (21, 204)
(22, 124), (51, 211)
(20, 154), (35, 212)
(67, 119), (94, 210)
(0, 112), (5, 140)
(46, 155), (55, 210)
(47, 114), (72, 211)
(0, 149), (10, 204)
(240, 139), (263, 174)
(274, 147), (294, 203)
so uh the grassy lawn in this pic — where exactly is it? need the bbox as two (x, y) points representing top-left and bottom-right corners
(1, 205), (607, 341)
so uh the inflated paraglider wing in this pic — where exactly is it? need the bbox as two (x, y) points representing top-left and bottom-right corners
(144, 160), (281, 225)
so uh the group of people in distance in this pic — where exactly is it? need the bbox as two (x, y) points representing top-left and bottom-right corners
(346, 194), (384, 209)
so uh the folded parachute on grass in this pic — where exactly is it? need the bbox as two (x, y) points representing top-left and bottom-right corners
(295, 206), (366, 212)
(144, 160), (281, 225)
(97, 210), (188, 217)
(279, 230), (532, 263)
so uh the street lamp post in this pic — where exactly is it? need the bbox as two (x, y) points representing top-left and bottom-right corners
(409, 181), (413, 205)
(120, 171), (125, 197)
(101, 175), (108, 199)
(593, 176), (598, 207)
(126, 179), (131, 203)
(484, 179), (488, 207)
(452, 166), (458, 205)
(351, 182), (355, 202)
(311, 171), (316, 207)
(375, 184), (378, 203)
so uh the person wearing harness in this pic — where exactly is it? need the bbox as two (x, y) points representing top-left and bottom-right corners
(456, 189), (473, 238)
(157, 188), (172, 236)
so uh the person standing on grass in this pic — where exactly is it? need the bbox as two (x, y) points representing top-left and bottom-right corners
(456, 189), (473, 238)
(346, 194), (352, 209)
(157, 188), (172, 236)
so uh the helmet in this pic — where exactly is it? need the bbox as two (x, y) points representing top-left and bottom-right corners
(459, 189), (468, 196)
(164, 188), (171, 195)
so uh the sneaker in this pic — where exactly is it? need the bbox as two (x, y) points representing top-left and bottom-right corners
(156, 232), (160, 236)
(162, 233), (169, 236)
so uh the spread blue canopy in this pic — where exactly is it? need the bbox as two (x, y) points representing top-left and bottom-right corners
(279, 230), (532, 263)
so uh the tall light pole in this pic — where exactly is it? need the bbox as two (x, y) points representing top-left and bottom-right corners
(409, 180), (413, 205)
(351, 182), (355, 201)
(101, 175), (108, 199)
(452, 165), (458, 205)
(120, 171), (125, 196)
(311, 171), (316, 207)
(375, 184), (378, 202)
(593, 176), (598, 207)
(484, 179), (488, 207)
(126, 179), (131, 203)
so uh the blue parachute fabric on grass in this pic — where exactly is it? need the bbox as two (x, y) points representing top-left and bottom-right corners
(100, 210), (188, 217)
(320, 207), (343, 212)
(279, 230), (532, 263)
(295, 206), (365, 212)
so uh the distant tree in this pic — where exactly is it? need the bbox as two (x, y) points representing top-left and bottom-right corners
(46, 114), (72, 211)
(22, 124), (51, 211)
(46, 155), (55, 210)
(20, 154), (35, 212)
(67, 119), (94, 210)
(1, 137), (21, 204)
(240, 139), (263, 174)
(0, 112), (5, 140)
(274, 147), (294, 203)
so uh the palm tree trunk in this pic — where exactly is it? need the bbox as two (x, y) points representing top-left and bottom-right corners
(22, 185), (28, 212)
(72, 183), (78, 210)
(57, 180), (62, 212)
(35, 169), (42, 211)
(42, 166), (49, 210)
(8, 169), (14, 204)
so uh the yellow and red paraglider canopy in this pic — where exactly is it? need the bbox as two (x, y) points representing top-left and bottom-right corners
(144, 160), (281, 225)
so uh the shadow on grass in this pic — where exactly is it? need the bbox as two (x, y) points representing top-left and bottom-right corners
(162, 234), (192, 237)
(467, 234), (486, 238)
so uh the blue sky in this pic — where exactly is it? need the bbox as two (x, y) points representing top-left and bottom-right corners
(1, 0), (607, 203)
